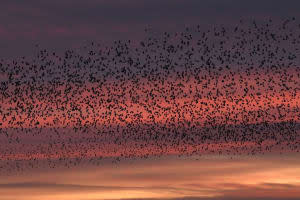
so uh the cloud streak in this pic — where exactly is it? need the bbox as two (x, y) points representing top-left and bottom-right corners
(1, 154), (300, 199)
(1, 181), (300, 200)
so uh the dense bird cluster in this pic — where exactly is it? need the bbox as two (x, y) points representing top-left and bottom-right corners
(0, 18), (299, 172)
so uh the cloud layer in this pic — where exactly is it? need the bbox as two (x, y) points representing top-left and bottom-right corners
(1, 154), (300, 200)
(1, 0), (300, 58)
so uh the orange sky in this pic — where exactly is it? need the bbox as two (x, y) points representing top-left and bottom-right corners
(1, 70), (299, 128)
(0, 153), (300, 200)
(0, 60), (299, 200)
(0, 69), (299, 165)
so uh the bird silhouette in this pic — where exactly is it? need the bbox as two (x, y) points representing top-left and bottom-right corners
(0, 17), (299, 173)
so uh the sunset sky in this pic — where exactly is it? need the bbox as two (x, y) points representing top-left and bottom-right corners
(1, 154), (300, 200)
(0, 0), (300, 200)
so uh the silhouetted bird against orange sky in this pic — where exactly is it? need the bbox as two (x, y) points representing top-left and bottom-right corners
(0, 18), (299, 172)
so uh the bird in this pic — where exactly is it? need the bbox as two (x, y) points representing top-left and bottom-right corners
(0, 17), (299, 173)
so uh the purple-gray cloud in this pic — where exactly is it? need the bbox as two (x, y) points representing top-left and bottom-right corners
(1, 0), (300, 59)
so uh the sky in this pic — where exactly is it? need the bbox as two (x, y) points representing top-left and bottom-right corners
(1, 0), (300, 59)
(0, 0), (300, 200)
(1, 154), (300, 200)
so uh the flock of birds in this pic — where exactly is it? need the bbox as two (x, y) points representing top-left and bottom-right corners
(0, 18), (299, 172)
